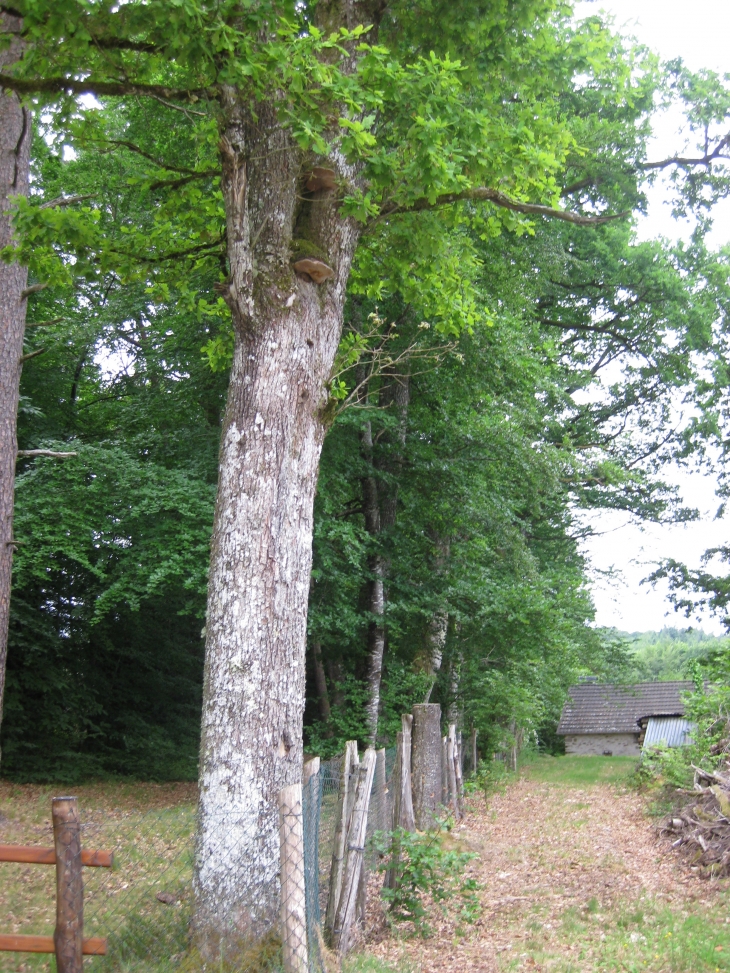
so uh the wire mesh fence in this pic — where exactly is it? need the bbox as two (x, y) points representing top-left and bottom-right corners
(0, 748), (396, 973)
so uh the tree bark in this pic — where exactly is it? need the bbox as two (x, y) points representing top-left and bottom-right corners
(0, 11), (30, 748)
(194, 89), (362, 944)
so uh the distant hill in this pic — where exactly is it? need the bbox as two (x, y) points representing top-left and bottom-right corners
(601, 627), (730, 681)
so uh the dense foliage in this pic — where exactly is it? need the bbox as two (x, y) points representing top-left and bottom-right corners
(1, 0), (730, 779)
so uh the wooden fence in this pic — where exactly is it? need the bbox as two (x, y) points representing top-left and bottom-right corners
(278, 705), (467, 971)
(0, 796), (112, 973)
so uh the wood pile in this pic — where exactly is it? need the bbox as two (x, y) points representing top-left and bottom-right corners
(662, 764), (730, 877)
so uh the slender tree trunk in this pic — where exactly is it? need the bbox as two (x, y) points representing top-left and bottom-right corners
(0, 11), (30, 747)
(194, 92), (361, 945)
(360, 412), (386, 746)
(311, 640), (331, 723)
(327, 658), (346, 710)
(423, 532), (450, 699)
(361, 370), (409, 745)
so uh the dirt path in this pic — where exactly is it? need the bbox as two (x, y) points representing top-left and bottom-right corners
(365, 758), (730, 973)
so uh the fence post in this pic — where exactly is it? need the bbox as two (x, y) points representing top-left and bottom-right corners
(455, 730), (465, 810)
(324, 740), (358, 940)
(398, 714), (416, 831)
(332, 748), (376, 955)
(374, 748), (387, 833)
(447, 725), (460, 820)
(441, 735), (448, 806)
(52, 797), (83, 973)
(411, 703), (442, 830)
(279, 783), (308, 973)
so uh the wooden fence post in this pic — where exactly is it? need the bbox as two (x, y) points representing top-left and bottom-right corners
(356, 747), (388, 922)
(411, 703), (442, 830)
(324, 741), (358, 940)
(447, 725), (460, 820)
(279, 783), (308, 973)
(456, 732), (465, 816)
(332, 749), (376, 955)
(441, 735), (448, 806)
(52, 797), (83, 973)
(398, 714), (416, 832)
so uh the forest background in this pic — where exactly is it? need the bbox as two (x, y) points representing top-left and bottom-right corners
(1, 0), (730, 785)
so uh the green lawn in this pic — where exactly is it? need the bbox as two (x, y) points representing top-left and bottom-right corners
(520, 753), (638, 787)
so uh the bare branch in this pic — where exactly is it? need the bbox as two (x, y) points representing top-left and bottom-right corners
(148, 171), (218, 191)
(17, 449), (77, 459)
(0, 71), (212, 102)
(147, 93), (209, 118)
(19, 347), (46, 363)
(103, 139), (212, 176)
(39, 194), (94, 210)
(641, 134), (730, 171)
(376, 187), (627, 227)
(19, 282), (48, 300)
(108, 237), (225, 264)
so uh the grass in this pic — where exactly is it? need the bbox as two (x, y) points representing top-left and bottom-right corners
(520, 754), (638, 787)
(0, 781), (197, 973)
(499, 894), (730, 973)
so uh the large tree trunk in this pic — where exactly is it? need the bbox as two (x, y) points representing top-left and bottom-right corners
(0, 12), (30, 747)
(194, 93), (361, 946)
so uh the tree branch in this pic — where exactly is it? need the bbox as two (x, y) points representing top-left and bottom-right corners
(0, 72), (212, 102)
(148, 171), (218, 191)
(39, 193), (94, 210)
(19, 347), (46, 363)
(108, 237), (225, 264)
(17, 449), (77, 459)
(103, 139), (212, 176)
(641, 134), (730, 171)
(20, 282), (48, 300)
(377, 187), (627, 226)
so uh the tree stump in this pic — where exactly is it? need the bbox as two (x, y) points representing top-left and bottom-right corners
(411, 703), (442, 830)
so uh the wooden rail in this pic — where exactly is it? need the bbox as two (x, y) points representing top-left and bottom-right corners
(0, 796), (112, 970)
(0, 935), (107, 955)
(0, 845), (113, 867)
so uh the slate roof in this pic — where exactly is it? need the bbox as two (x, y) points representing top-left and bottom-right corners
(557, 681), (693, 735)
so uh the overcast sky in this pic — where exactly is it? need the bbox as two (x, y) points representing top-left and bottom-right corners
(572, 0), (730, 635)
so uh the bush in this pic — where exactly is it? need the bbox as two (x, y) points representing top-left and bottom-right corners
(374, 825), (480, 936)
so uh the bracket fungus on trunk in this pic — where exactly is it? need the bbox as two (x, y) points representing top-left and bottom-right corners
(292, 257), (335, 284)
(305, 167), (337, 193)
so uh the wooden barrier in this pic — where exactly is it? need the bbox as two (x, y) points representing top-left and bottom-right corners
(0, 796), (112, 970)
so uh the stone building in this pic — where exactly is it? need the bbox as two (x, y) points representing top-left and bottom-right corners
(557, 680), (693, 756)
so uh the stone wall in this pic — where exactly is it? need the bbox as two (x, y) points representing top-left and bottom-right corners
(563, 732), (640, 756)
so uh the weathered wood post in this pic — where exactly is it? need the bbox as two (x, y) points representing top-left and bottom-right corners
(332, 749), (377, 955)
(447, 725), (460, 820)
(411, 703), (442, 830)
(325, 741), (358, 940)
(441, 735), (448, 806)
(384, 715), (416, 890)
(279, 783), (308, 973)
(470, 726), (478, 776)
(52, 797), (83, 973)
(454, 730), (465, 812)
(397, 714), (416, 831)
(374, 748), (387, 833)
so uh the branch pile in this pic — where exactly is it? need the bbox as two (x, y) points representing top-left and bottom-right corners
(661, 765), (730, 877)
